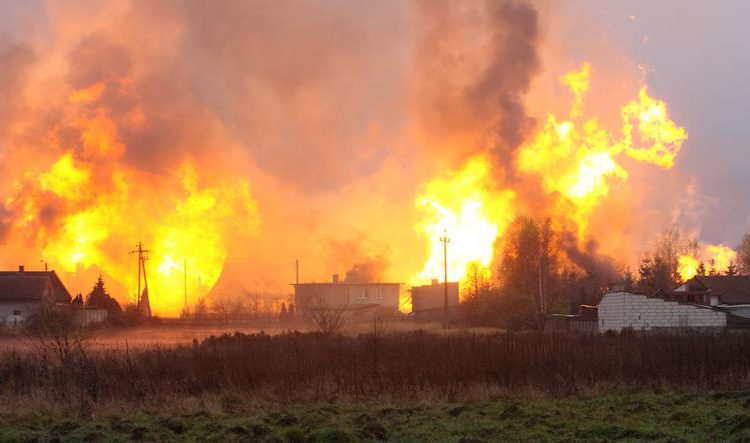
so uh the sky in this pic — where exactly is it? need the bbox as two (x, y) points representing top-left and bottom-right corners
(564, 0), (750, 246)
(0, 0), (748, 311)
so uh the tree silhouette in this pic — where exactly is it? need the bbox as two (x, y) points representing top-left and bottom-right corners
(85, 276), (123, 317)
(737, 232), (750, 275)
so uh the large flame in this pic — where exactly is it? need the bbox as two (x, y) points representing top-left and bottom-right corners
(4, 82), (260, 315)
(517, 63), (687, 237)
(414, 63), (688, 287)
(413, 156), (515, 287)
(678, 244), (738, 281)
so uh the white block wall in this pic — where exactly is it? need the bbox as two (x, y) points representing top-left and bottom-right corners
(598, 291), (726, 333)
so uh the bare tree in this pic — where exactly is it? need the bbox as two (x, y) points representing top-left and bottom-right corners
(308, 294), (347, 336)
(737, 232), (750, 275)
(465, 261), (492, 301)
(194, 297), (208, 319)
(229, 297), (247, 321)
(212, 298), (230, 322)
(24, 305), (93, 371)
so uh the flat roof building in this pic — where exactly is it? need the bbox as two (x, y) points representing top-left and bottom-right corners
(294, 274), (401, 317)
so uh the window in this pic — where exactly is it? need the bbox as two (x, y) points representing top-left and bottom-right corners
(377, 288), (385, 300)
(357, 288), (367, 300)
(12, 310), (21, 316)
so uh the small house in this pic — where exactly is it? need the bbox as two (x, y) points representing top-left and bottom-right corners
(0, 266), (72, 327)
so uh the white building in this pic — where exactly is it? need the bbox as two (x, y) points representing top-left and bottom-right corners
(598, 291), (727, 333)
(0, 266), (73, 327)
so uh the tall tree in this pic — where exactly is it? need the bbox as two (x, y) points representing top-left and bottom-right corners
(737, 232), (750, 275)
(498, 216), (543, 329)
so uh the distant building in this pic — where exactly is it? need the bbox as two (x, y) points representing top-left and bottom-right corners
(410, 279), (459, 318)
(669, 275), (750, 306)
(0, 266), (72, 327)
(294, 274), (401, 317)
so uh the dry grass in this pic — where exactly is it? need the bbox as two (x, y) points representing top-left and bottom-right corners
(1, 330), (750, 408)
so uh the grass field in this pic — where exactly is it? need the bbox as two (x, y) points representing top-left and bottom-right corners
(1, 391), (749, 441)
(4, 330), (750, 441)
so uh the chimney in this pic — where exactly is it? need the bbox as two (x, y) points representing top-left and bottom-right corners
(431, 278), (438, 286)
(332, 274), (339, 283)
(18, 265), (24, 273)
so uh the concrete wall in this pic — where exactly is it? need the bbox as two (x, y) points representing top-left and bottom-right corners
(74, 308), (108, 326)
(411, 283), (459, 314)
(598, 291), (727, 333)
(295, 283), (400, 315)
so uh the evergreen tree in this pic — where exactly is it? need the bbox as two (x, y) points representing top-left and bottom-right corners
(697, 262), (707, 276)
(726, 262), (738, 276)
(708, 259), (718, 276)
(85, 276), (123, 317)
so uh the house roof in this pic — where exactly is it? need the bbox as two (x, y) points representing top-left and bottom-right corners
(0, 270), (72, 302)
(685, 276), (750, 304)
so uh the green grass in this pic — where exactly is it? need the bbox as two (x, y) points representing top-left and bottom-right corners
(3, 391), (750, 442)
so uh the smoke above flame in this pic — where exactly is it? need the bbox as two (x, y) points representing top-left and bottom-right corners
(414, 62), (688, 287)
(0, 0), (711, 316)
(2, 75), (259, 314)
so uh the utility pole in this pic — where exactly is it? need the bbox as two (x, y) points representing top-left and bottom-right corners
(129, 242), (151, 316)
(183, 258), (188, 319)
(539, 243), (545, 316)
(440, 231), (450, 329)
(295, 259), (299, 287)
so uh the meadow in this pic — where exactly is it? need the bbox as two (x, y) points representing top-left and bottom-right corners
(2, 330), (750, 441)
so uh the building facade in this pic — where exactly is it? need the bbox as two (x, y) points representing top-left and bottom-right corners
(410, 280), (459, 318)
(0, 266), (72, 327)
(294, 275), (401, 317)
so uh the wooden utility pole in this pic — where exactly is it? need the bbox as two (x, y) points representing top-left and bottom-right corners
(183, 258), (188, 319)
(440, 231), (450, 329)
(129, 242), (151, 317)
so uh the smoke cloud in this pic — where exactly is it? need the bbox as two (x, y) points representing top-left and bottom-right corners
(0, 0), (667, 312)
(412, 0), (540, 167)
(559, 231), (618, 281)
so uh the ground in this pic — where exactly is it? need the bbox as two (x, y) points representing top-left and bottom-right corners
(0, 320), (503, 351)
(2, 392), (750, 442)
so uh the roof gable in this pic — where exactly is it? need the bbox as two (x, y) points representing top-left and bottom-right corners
(0, 271), (71, 302)
(691, 276), (750, 304)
